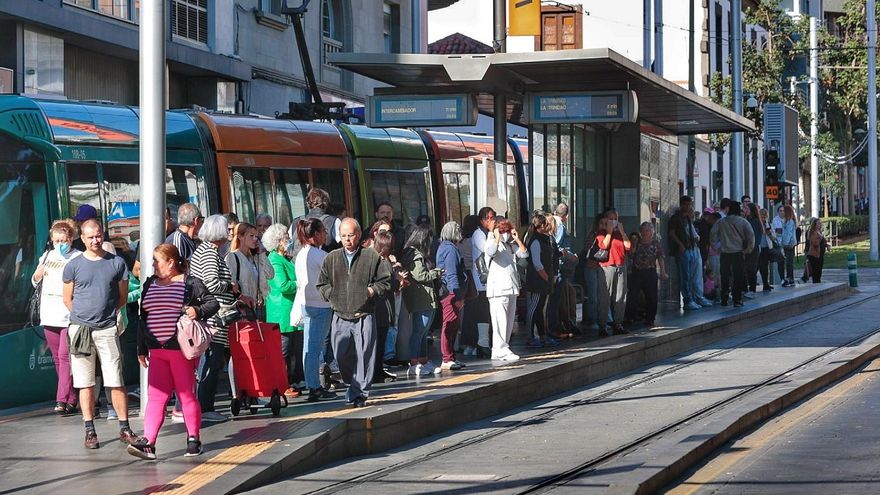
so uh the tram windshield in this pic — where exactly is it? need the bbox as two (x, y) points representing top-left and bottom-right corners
(0, 134), (49, 332)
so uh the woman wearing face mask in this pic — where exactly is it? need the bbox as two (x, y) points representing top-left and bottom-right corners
(597, 209), (632, 336)
(484, 217), (528, 360)
(262, 223), (303, 399)
(31, 220), (82, 415)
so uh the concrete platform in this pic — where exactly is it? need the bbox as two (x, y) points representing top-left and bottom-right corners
(0, 282), (850, 495)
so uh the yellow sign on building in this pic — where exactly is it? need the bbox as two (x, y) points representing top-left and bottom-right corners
(509, 0), (541, 36)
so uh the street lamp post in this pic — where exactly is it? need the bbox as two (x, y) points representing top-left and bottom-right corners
(868, 0), (878, 261)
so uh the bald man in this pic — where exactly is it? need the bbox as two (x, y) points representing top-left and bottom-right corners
(316, 218), (391, 408)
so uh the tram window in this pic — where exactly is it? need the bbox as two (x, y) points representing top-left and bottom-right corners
(231, 168), (273, 224)
(166, 166), (207, 217)
(0, 162), (48, 331)
(102, 164), (140, 257)
(505, 163), (521, 228)
(312, 169), (346, 213)
(484, 159), (510, 221)
(442, 161), (471, 224)
(368, 169), (432, 229)
(67, 164), (101, 221)
(274, 169), (309, 227)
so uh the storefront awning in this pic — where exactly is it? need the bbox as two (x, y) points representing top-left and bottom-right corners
(329, 48), (754, 135)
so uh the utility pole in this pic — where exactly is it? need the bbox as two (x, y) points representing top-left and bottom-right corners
(643, 0), (652, 69)
(138, 0), (166, 414)
(809, 16), (820, 219)
(868, 0), (878, 261)
(653, 0), (663, 75)
(686, 0), (695, 199)
(493, 0), (506, 164)
(730, 0), (743, 200)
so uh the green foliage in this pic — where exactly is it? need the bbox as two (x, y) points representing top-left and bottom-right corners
(822, 215), (868, 236)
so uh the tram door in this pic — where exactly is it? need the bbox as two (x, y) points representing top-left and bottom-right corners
(472, 157), (520, 226)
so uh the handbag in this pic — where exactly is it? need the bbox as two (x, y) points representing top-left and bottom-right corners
(587, 238), (609, 263)
(27, 249), (50, 327)
(177, 314), (212, 360)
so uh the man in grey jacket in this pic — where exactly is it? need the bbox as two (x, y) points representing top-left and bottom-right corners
(710, 201), (755, 307)
(317, 218), (392, 407)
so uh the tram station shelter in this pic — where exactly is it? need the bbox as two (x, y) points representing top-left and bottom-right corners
(330, 48), (753, 247)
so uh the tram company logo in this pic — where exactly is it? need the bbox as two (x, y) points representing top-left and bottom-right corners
(29, 351), (35, 371)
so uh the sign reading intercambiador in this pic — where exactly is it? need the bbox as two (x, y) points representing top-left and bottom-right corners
(367, 94), (478, 128)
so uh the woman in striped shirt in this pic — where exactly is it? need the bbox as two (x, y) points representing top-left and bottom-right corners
(129, 243), (218, 461)
(190, 214), (238, 423)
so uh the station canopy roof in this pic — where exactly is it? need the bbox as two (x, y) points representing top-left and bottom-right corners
(329, 48), (755, 135)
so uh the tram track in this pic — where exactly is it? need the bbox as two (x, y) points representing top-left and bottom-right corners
(299, 292), (880, 495)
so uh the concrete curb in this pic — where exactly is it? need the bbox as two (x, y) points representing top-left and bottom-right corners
(207, 283), (852, 494)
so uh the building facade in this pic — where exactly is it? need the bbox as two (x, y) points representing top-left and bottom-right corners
(0, 0), (427, 115)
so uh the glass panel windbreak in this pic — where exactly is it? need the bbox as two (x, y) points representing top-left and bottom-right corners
(0, 162), (49, 331)
(231, 168), (273, 224)
(558, 124), (573, 221)
(67, 164), (101, 221)
(367, 169), (432, 231)
(312, 169), (346, 214)
(442, 161), (471, 225)
(274, 169), (309, 228)
(102, 164), (139, 256)
(505, 163), (521, 228)
(544, 124), (559, 213)
(531, 127), (546, 215)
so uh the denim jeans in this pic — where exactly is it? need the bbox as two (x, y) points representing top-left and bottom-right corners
(408, 309), (435, 360)
(302, 306), (332, 390)
(778, 247), (795, 281)
(675, 247), (702, 305)
(583, 266), (601, 326)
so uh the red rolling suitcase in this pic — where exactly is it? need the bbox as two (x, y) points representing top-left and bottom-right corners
(229, 320), (289, 416)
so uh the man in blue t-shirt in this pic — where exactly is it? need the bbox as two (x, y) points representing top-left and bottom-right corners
(63, 219), (139, 450)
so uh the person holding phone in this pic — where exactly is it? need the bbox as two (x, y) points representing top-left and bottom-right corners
(402, 225), (442, 376)
(597, 209), (632, 335)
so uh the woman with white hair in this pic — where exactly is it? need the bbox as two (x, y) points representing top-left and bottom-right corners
(435, 221), (467, 371)
(189, 214), (236, 423)
(262, 224), (303, 398)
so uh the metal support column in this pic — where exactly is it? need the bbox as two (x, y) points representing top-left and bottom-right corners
(493, 0), (507, 164)
(809, 16), (820, 219)
(653, 0), (663, 75)
(643, 0), (652, 69)
(138, 0), (166, 414)
(868, 0), (878, 260)
(686, 0), (695, 198)
(730, 0), (743, 200)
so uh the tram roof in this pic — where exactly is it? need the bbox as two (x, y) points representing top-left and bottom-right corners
(329, 48), (755, 135)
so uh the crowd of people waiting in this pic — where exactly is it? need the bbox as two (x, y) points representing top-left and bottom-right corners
(30, 188), (828, 461)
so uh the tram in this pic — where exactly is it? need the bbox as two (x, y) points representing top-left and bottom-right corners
(0, 95), (531, 408)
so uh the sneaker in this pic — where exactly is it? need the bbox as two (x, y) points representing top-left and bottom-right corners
(499, 352), (520, 362)
(698, 298), (713, 307)
(544, 337), (561, 346)
(283, 387), (301, 399)
(742, 292), (755, 299)
(415, 363), (434, 376)
(440, 361), (463, 371)
(171, 410), (185, 424)
(307, 388), (337, 402)
(734, 301), (744, 308)
(119, 428), (140, 445)
(427, 361), (442, 374)
(351, 396), (367, 408)
(763, 286), (773, 292)
(454, 360), (467, 368)
(84, 429), (99, 449)
(184, 436), (202, 457)
(201, 411), (228, 423)
(127, 439), (156, 460)
(107, 408), (118, 421)
(685, 301), (702, 310)
(526, 338), (543, 348)
(405, 364), (416, 376)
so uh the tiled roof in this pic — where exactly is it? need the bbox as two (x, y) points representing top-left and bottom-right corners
(428, 32), (495, 55)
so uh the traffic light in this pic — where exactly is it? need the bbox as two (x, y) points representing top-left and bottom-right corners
(765, 149), (780, 187)
(713, 170), (723, 190)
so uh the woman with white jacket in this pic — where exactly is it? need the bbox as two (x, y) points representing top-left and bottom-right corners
(484, 217), (528, 361)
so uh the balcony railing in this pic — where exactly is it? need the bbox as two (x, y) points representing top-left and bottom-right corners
(323, 37), (343, 66)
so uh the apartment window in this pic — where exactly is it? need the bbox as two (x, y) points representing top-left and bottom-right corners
(536, 5), (582, 51)
(383, 2), (400, 53)
(24, 29), (64, 96)
(714, 3), (722, 74)
(260, 0), (284, 16)
(322, 0), (344, 41)
(65, 0), (136, 22)
(172, 0), (209, 45)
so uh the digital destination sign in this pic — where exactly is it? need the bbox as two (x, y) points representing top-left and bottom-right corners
(527, 91), (638, 124)
(367, 94), (477, 128)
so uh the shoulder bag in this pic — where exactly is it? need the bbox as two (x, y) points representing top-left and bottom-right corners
(587, 237), (609, 263)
